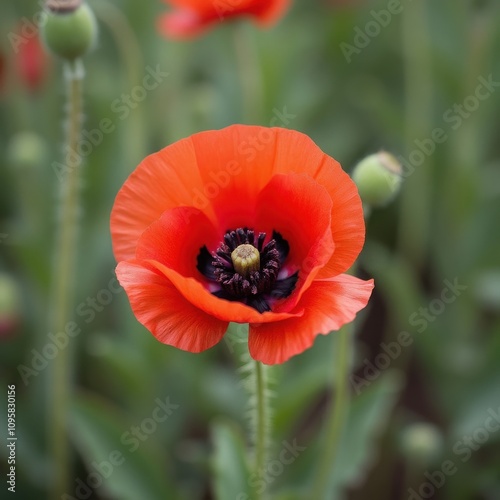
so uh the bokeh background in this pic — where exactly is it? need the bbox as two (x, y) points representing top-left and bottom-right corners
(1, 0), (500, 499)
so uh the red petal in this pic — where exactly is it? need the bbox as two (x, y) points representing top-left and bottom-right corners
(248, 274), (374, 364)
(254, 173), (334, 310)
(270, 129), (365, 277)
(136, 206), (219, 278)
(116, 261), (228, 352)
(251, 0), (290, 25)
(110, 136), (209, 262)
(191, 126), (364, 275)
(111, 125), (364, 278)
(157, 0), (289, 39)
(157, 10), (210, 39)
(145, 259), (301, 323)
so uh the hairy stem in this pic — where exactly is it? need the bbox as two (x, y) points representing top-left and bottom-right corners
(254, 360), (267, 491)
(50, 59), (84, 499)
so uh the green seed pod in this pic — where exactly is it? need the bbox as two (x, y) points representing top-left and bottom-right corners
(7, 131), (47, 170)
(352, 151), (402, 208)
(41, 0), (97, 61)
(399, 422), (443, 466)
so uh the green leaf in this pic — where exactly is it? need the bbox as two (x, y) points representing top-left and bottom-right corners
(277, 370), (402, 500)
(211, 419), (253, 500)
(326, 371), (402, 496)
(69, 391), (179, 500)
(282, 371), (402, 499)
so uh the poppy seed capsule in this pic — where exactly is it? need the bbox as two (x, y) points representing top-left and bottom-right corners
(231, 244), (261, 277)
(352, 151), (402, 208)
(42, 1), (97, 61)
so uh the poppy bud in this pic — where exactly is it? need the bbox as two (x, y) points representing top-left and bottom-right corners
(7, 131), (47, 170)
(399, 422), (443, 466)
(41, 0), (97, 61)
(352, 151), (402, 208)
(0, 273), (21, 337)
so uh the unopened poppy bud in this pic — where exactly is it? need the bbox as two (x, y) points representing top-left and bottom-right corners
(41, 0), (97, 61)
(7, 131), (47, 170)
(0, 273), (21, 337)
(352, 151), (402, 208)
(399, 423), (443, 466)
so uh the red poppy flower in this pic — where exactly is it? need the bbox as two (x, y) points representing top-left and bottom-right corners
(16, 33), (47, 91)
(111, 125), (373, 364)
(157, 0), (290, 39)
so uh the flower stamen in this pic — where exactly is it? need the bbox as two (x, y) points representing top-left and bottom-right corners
(197, 227), (299, 313)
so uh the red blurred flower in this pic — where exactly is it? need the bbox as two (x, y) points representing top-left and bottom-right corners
(19, 37), (45, 90)
(8, 26), (47, 91)
(111, 125), (373, 364)
(158, 0), (290, 39)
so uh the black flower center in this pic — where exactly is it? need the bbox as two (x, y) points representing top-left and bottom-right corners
(197, 228), (299, 313)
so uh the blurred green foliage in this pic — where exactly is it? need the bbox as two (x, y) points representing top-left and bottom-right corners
(1, 0), (500, 499)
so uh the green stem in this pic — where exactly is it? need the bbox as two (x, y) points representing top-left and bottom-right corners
(311, 325), (352, 499)
(398, 0), (432, 270)
(50, 59), (84, 499)
(92, 1), (147, 166)
(233, 22), (264, 124)
(254, 360), (267, 494)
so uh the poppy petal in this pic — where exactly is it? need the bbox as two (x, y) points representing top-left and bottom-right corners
(135, 206), (220, 279)
(190, 126), (364, 275)
(116, 260), (229, 352)
(144, 259), (303, 324)
(157, 0), (289, 39)
(157, 10), (209, 39)
(270, 129), (365, 277)
(253, 173), (335, 310)
(111, 125), (364, 276)
(110, 136), (211, 262)
(248, 274), (374, 364)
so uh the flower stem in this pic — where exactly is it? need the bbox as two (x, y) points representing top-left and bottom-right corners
(398, 0), (432, 270)
(233, 22), (264, 123)
(254, 359), (267, 495)
(49, 59), (84, 499)
(92, 1), (147, 166)
(311, 324), (352, 499)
